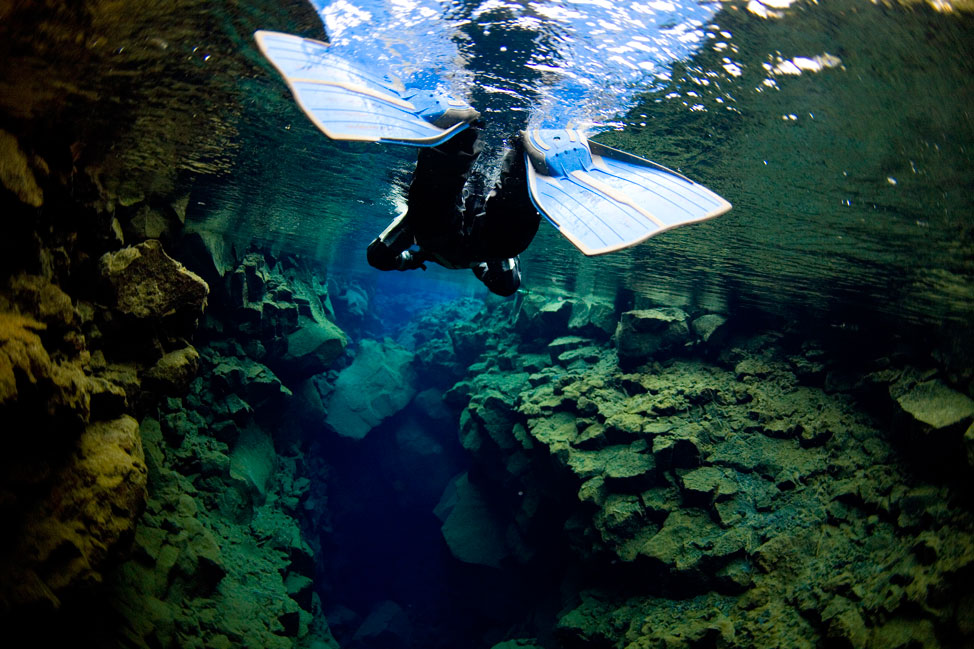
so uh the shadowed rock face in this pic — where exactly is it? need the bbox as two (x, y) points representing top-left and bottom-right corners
(421, 295), (974, 649)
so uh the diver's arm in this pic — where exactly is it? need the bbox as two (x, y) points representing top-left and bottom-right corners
(367, 213), (428, 271)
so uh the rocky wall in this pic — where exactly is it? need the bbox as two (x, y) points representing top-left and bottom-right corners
(429, 294), (974, 649)
(0, 125), (209, 629)
(0, 99), (347, 647)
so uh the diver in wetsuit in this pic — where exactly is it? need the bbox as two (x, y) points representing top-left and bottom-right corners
(365, 124), (541, 297)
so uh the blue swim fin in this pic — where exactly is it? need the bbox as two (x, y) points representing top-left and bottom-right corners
(255, 30), (480, 147)
(523, 129), (732, 255)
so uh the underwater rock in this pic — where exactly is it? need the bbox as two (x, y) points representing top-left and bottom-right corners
(179, 229), (237, 281)
(3, 415), (146, 608)
(210, 353), (290, 406)
(679, 465), (739, 507)
(351, 600), (412, 649)
(229, 424), (277, 504)
(6, 274), (78, 332)
(222, 253), (346, 379)
(0, 311), (89, 429)
(515, 294), (573, 341)
(0, 129), (43, 207)
(568, 298), (617, 339)
(325, 338), (416, 439)
(490, 640), (545, 649)
(413, 387), (453, 420)
(99, 239), (209, 323)
(615, 307), (690, 366)
(639, 509), (726, 573)
(118, 386), (331, 649)
(692, 313), (728, 344)
(554, 592), (625, 648)
(279, 317), (347, 379)
(438, 473), (510, 568)
(124, 203), (178, 243)
(142, 345), (199, 394)
(896, 379), (974, 429)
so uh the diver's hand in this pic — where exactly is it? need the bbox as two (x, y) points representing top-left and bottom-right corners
(399, 250), (428, 271)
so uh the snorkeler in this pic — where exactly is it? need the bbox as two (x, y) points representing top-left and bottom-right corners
(366, 124), (541, 297)
(254, 29), (731, 296)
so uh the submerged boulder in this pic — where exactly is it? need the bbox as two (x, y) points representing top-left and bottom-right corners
(99, 239), (208, 323)
(691, 313), (728, 344)
(142, 345), (200, 394)
(351, 600), (412, 649)
(279, 317), (347, 379)
(896, 379), (974, 430)
(0, 129), (43, 207)
(437, 473), (509, 568)
(615, 307), (690, 366)
(325, 339), (416, 439)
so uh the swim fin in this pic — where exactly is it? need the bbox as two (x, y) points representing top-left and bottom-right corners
(254, 30), (480, 147)
(523, 129), (732, 256)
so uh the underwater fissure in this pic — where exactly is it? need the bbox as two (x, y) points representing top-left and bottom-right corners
(1, 0), (973, 648)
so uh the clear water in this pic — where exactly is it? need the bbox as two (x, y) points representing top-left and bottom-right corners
(18, 0), (964, 334)
(168, 0), (973, 338)
(3, 0), (972, 645)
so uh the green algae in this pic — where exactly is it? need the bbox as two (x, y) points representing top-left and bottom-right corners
(443, 294), (974, 649)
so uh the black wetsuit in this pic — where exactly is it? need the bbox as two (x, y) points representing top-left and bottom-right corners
(366, 125), (541, 296)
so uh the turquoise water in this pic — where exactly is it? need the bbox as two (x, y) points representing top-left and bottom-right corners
(176, 0), (974, 336)
(2, 1), (972, 648)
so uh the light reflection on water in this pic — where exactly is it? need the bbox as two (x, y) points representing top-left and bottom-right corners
(178, 0), (973, 334)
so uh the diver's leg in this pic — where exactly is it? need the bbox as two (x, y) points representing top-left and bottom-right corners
(475, 137), (541, 259)
(407, 124), (483, 245)
(472, 257), (521, 297)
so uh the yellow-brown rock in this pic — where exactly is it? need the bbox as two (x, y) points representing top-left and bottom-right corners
(0, 311), (89, 431)
(99, 239), (208, 322)
(0, 130), (43, 207)
(3, 415), (147, 608)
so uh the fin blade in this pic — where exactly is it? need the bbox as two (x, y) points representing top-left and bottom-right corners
(524, 130), (731, 255)
(255, 30), (474, 147)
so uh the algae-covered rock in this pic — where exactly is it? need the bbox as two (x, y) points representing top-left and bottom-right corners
(615, 307), (690, 365)
(515, 294), (573, 340)
(679, 465), (739, 506)
(279, 316), (347, 379)
(7, 274), (78, 331)
(125, 203), (177, 242)
(568, 298), (617, 338)
(229, 424), (277, 502)
(99, 239), (208, 322)
(0, 312), (89, 427)
(325, 338), (416, 439)
(639, 509), (723, 572)
(142, 345), (199, 394)
(896, 379), (974, 429)
(210, 353), (290, 406)
(692, 313), (728, 344)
